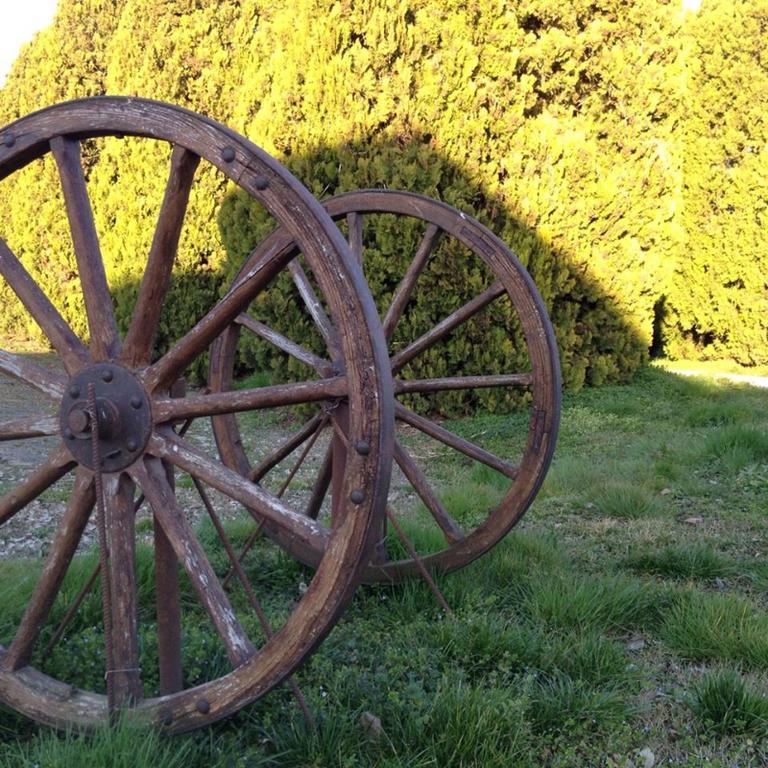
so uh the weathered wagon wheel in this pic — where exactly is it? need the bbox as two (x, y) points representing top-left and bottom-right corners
(210, 190), (560, 583)
(0, 98), (392, 731)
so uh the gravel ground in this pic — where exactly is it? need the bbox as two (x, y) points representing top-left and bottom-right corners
(0, 359), (69, 559)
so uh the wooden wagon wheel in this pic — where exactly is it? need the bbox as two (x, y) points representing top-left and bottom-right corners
(210, 190), (560, 584)
(0, 99), (392, 731)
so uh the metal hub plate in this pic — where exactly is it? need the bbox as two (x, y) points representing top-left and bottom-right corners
(59, 363), (152, 473)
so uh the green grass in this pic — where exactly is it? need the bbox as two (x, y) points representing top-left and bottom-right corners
(1, 366), (767, 766)
(528, 673), (633, 734)
(592, 480), (664, 519)
(521, 572), (663, 632)
(623, 542), (737, 581)
(440, 480), (505, 525)
(661, 593), (768, 669)
(0, 716), (194, 768)
(395, 681), (531, 767)
(701, 424), (768, 472)
(686, 399), (750, 427)
(687, 669), (768, 738)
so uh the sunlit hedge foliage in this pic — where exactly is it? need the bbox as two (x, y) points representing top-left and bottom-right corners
(0, 0), (762, 400)
(665, 1), (768, 365)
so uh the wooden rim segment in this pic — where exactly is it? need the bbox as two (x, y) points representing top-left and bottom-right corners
(0, 98), (393, 731)
(209, 190), (561, 583)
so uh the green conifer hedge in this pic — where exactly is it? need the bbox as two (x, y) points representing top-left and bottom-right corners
(0, 0), (763, 404)
(666, 0), (768, 364)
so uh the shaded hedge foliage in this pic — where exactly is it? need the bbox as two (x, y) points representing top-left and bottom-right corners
(0, 0), (763, 399)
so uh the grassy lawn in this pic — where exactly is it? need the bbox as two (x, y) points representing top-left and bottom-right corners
(1, 366), (767, 766)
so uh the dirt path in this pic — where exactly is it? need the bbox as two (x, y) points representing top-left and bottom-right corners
(670, 369), (768, 389)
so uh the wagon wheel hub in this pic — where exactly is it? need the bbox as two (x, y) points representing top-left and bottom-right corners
(59, 363), (151, 472)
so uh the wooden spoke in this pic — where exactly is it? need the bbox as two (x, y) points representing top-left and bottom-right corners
(42, 461), (182, 666)
(50, 137), (119, 361)
(396, 403), (519, 479)
(2, 470), (94, 671)
(382, 223), (441, 341)
(225, 225), (297, 293)
(394, 373), (533, 395)
(155, 404), (185, 692)
(0, 444), (75, 526)
(0, 241), (88, 373)
(305, 441), (333, 520)
(147, 430), (330, 551)
(121, 146), (200, 367)
(191, 477), (315, 727)
(347, 212), (363, 265)
(384, 506), (452, 614)
(130, 458), (254, 667)
(102, 473), (142, 704)
(274, 414), (328, 497)
(288, 260), (342, 361)
(43, 562), (100, 658)
(235, 313), (332, 375)
(0, 350), (67, 400)
(154, 515), (182, 695)
(390, 280), (505, 373)
(393, 440), (464, 543)
(249, 412), (325, 483)
(44, 479), (184, 696)
(0, 415), (58, 441)
(155, 412), (186, 696)
(193, 480), (272, 635)
(153, 377), (347, 423)
(127, 418), (191, 519)
(222, 521), (264, 591)
(143, 245), (289, 393)
(153, 453), (184, 696)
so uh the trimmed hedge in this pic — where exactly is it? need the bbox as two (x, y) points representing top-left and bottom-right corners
(665, 0), (768, 364)
(0, 0), (762, 403)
